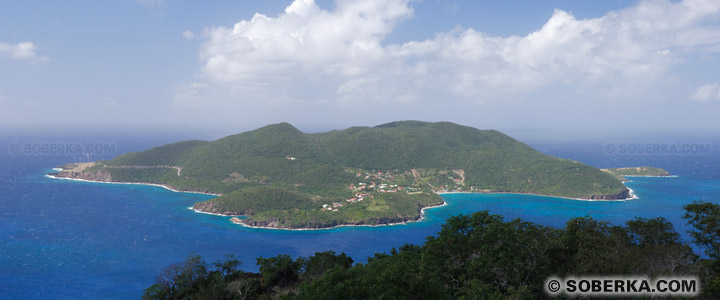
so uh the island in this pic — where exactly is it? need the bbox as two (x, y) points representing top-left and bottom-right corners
(50, 121), (632, 229)
(601, 167), (672, 181)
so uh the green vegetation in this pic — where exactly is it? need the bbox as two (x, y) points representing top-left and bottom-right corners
(193, 187), (443, 229)
(104, 167), (179, 183)
(56, 121), (630, 228)
(603, 166), (671, 181)
(143, 201), (720, 299)
(237, 192), (443, 229)
(193, 187), (315, 216)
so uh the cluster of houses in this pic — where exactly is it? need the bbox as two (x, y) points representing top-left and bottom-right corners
(319, 169), (428, 212)
(426, 174), (465, 193)
(350, 181), (410, 193)
(321, 202), (343, 212)
(345, 192), (372, 203)
(356, 170), (397, 181)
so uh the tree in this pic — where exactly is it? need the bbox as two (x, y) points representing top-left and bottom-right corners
(212, 255), (242, 279)
(683, 201), (720, 260)
(683, 201), (720, 299)
(562, 217), (631, 274)
(300, 251), (353, 281)
(623, 217), (695, 276)
(142, 254), (208, 300)
(257, 254), (301, 289)
(422, 211), (559, 298)
(626, 217), (680, 246)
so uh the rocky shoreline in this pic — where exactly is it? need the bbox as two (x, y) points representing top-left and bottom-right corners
(437, 187), (633, 201)
(588, 188), (631, 200)
(239, 215), (422, 230)
(52, 169), (112, 182)
(49, 163), (220, 196)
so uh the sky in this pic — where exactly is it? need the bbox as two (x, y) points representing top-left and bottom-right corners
(1, 0), (719, 140)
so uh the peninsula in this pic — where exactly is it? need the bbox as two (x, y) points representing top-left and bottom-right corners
(601, 167), (673, 182)
(51, 121), (631, 229)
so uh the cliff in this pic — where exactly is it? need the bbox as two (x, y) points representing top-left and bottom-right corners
(51, 163), (112, 182)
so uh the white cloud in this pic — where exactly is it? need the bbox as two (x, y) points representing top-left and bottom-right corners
(198, 0), (412, 83)
(691, 82), (720, 102)
(180, 0), (720, 107)
(182, 30), (197, 40)
(0, 42), (47, 62)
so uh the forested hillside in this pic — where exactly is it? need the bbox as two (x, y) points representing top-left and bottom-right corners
(54, 121), (629, 228)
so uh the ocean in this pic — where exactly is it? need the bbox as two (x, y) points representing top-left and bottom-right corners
(1, 134), (719, 299)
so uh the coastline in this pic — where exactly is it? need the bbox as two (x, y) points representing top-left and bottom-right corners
(199, 200), (450, 231)
(623, 175), (679, 178)
(46, 174), (222, 197)
(187, 206), (241, 217)
(47, 169), (449, 231)
(203, 183), (639, 230)
(46, 168), (641, 230)
(436, 183), (638, 202)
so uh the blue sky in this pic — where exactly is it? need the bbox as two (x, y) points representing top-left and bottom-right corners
(1, 0), (719, 139)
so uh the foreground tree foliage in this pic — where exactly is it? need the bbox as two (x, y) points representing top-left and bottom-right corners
(684, 201), (720, 295)
(144, 202), (720, 299)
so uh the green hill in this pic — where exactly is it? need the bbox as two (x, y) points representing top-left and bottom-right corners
(53, 121), (629, 229)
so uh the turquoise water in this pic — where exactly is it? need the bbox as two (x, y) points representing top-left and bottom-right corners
(1, 139), (719, 299)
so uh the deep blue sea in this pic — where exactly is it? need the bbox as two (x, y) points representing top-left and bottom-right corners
(1, 134), (719, 299)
